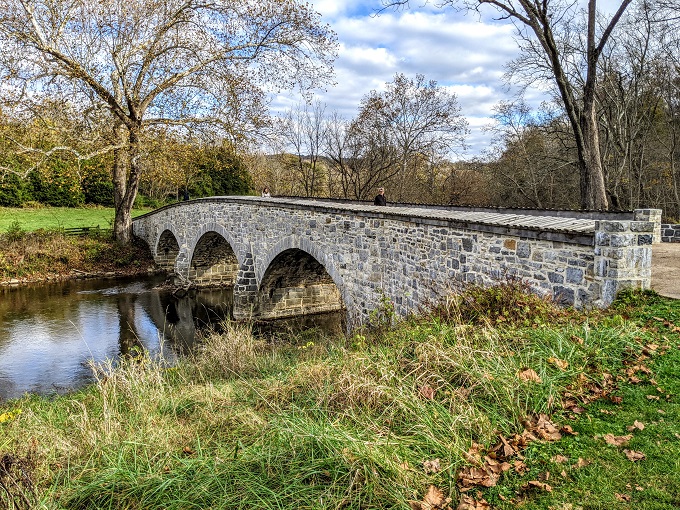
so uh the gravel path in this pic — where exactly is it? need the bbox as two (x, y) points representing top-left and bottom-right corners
(652, 243), (680, 299)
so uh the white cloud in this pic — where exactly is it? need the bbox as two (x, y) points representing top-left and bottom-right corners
(270, 1), (551, 157)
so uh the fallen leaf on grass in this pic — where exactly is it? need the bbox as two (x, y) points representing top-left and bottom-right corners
(518, 368), (542, 383)
(603, 434), (633, 447)
(457, 466), (499, 489)
(533, 414), (562, 441)
(497, 435), (516, 457)
(623, 449), (646, 462)
(410, 485), (452, 510)
(552, 454), (569, 464)
(615, 493), (631, 502)
(646, 395), (660, 401)
(513, 460), (528, 474)
(574, 458), (591, 468)
(463, 443), (484, 465)
(548, 357), (569, 370)
(182, 446), (195, 455)
(642, 343), (658, 355)
(456, 495), (490, 510)
(484, 456), (512, 475)
(420, 385), (435, 400)
(560, 425), (578, 435)
(525, 480), (552, 492)
(423, 458), (441, 474)
(626, 420), (645, 432)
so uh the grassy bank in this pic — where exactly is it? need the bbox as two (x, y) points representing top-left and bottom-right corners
(0, 206), (152, 232)
(0, 226), (156, 283)
(0, 286), (678, 509)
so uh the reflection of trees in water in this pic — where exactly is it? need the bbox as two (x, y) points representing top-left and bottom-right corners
(117, 292), (144, 357)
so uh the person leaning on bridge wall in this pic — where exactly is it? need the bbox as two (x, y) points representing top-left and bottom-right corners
(374, 187), (386, 206)
(262, 187), (271, 197)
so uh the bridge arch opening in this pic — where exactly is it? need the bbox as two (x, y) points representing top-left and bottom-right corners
(256, 248), (344, 319)
(156, 230), (180, 271)
(189, 231), (239, 286)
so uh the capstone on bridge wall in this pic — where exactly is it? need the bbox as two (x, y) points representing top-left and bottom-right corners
(132, 198), (657, 328)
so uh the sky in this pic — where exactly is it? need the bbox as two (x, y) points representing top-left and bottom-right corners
(270, 0), (542, 159)
(270, 0), (627, 159)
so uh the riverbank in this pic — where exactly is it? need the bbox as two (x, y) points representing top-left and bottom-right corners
(0, 285), (678, 509)
(0, 227), (159, 286)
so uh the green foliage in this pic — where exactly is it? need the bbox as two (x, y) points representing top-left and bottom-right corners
(81, 162), (114, 206)
(432, 277), (568, 327)
(191, 145), (253, 197)
(27, 162), (84, 207)
(5, 220), (26, 242)
(0, 173), (31, 207)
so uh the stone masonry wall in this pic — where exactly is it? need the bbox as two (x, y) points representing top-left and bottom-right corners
(661, 224), (680, 243)
(132, 199), (656, 329)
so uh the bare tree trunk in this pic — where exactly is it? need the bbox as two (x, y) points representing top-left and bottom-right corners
(580, 101), (609, 210)
(112, 122), (130, 242)
(112, 125), (142, 243)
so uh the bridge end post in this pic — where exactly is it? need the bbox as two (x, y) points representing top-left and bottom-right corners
(594, 218), (655, 307)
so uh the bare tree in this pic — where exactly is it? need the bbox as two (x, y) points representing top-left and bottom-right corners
(486, 99), (579, 208)
(324, 109), (401, 200)
(361, 73), (468, 201)
(384, 0), (633, 210)
(0, 0), (336, 242)
(278, 100), (328, 197)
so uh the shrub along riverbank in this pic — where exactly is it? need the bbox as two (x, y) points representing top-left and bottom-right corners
(0, 221), (156, 284)
(0, 285), (678, 509)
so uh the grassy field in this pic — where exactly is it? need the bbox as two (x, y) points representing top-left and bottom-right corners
(0, 206), (151, 231)
(0, 286), (678, 509)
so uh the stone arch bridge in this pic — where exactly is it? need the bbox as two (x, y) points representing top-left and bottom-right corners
(132, 197), (658, 329)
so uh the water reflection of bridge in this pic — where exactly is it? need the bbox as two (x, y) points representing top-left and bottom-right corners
(125, 286), (233, 356)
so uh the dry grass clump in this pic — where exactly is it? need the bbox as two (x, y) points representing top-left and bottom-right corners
(187, 321), (272, 380)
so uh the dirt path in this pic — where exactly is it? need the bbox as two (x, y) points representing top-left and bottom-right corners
(652, 243), (680, 299)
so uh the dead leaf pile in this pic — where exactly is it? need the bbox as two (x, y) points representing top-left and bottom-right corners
(562, 372), (620, 417)
(457, 413), (567, 497)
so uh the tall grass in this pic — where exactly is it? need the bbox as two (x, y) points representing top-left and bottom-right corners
(0, 288), (660, 509)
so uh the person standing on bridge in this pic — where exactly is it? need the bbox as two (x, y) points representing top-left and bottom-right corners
(374, 187), (386, 206)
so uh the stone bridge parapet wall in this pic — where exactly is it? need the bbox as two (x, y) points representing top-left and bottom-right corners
(132, 198), (658, 328)
(661, 223), (680, 243)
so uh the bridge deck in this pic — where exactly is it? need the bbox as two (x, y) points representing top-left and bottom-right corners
(273, 198), (597, 235)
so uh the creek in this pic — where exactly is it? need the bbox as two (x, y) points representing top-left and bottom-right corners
(0, 275), (343, 401)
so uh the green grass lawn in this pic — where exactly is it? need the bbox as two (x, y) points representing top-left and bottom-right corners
(0, 206), (152, 231)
